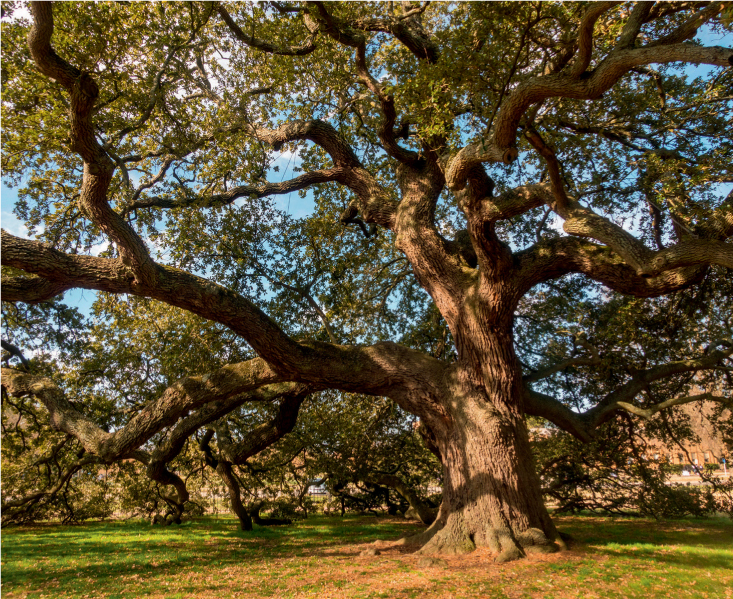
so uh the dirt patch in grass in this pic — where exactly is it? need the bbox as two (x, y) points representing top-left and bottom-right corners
(2, 514), (731, 599)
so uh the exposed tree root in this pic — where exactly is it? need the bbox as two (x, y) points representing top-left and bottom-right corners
(397, 510), (562, 563)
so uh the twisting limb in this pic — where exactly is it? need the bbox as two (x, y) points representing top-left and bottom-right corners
(0, 358), (282, 462)
(614, 1), (654, 50)
(513, 235), (708, 298)
(475, 184), (554, 223)
(525, 340), (733, 440)
(217, 3), (319, 56)
(445, 2), (731, 191)
(27, 2), (156, 285)
(348, 2), (439, 63)
(199, 430), (253, 531)
(1, 455), (100, 523)
(524, 128), (733, 277)
(568, 2), (621, 78)
(647, 1), (726, 46)
(1, 340), (31, 370)
(614, 391), (732, 420)
(354, 41), (422, 166)
(216, 389), (310, 464)
(195, 388), (311, 530)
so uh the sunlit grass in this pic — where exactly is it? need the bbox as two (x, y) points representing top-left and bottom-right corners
(2, 514), (731, 598)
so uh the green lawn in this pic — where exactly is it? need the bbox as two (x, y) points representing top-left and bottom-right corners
(2, 514), (731, 598)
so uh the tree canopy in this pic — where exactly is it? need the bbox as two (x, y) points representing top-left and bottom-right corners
(2, 1), (732, 561)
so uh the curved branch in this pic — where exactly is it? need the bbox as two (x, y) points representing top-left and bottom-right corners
(217, 4), (319, 55)
(513, 236), (708, 298)
(1, 456), (100, 514)
(525, 343), (732, 440)
(27, 2), (155, 283)
(524, 130), (733, 278)
(648, 1), (725, 46)
(1, 339), (31, 370)
(2, 231), (447, 406)
(614, 391), (732, 420)
(1, 357), (282, 462)
(586, 342), (733, 425)
(614, 1), (653, 50)
(350, 4), (439, 63)
(446, 34), (732, 190)
(355, 42), (422, 166)
(476, 183), (554, 223)
(217, 389), (310, 464)
(568, 2), (621, 78)
(122, 168), (346, 216)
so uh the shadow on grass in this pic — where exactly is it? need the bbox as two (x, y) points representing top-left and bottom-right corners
(1, 515), (424, 594)
(3, 514), (731, 597)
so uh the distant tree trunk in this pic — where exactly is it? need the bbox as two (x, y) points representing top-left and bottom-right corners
(216, 461), (252, 531)
(366, 474), (436, 525)
(249, 502), (292, 526)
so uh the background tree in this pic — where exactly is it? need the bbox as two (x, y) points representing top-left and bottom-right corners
(2, 1), (732, 561)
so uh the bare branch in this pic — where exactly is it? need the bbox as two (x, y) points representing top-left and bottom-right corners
(615, 391), (732, 419)
(122, 168), (346, 216)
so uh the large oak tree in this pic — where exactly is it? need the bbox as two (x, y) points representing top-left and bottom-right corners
(2, 1), (732, 560)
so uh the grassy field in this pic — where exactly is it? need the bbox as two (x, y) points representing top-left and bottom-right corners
(2, 514), (731, 599)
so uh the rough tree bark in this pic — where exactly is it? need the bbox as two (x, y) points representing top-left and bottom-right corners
(412, 366), (560, 559)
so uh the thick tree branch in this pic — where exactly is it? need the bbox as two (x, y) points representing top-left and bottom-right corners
(615, 1), (654, 50)
(1, 231), (447, 408)
(446, 30), (732, 191)
(526, 343), (732, 441)
(1, 339), (31, 370)
(476, 184), (554, 223)
(568, 2), (621, 78)
(216, 390), (309, 464)
(1, 358), (282, 462)
(27, 2), (156, 284)
(648, 1), (725, 46)
(350, 3), (439, 63)
(524, 129), (733, 277)
(513, 236), (708, 297)
(586, 342), (733, 425)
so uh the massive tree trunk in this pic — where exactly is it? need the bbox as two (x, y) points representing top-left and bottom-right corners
(402, 322), (562, 561)
(390, 161), (562, 561)
(410, 370), (561, 561)
(422, 389), (559, 561)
